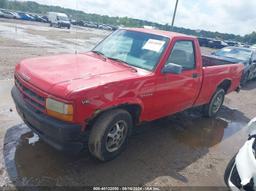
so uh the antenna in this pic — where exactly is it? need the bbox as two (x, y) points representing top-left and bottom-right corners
(75, 0), (78, 54)
(171, 0), (179, 31)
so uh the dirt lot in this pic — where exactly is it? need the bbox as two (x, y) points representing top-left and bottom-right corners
(0, 18), (256, 189)
(0, 18), (109, 80)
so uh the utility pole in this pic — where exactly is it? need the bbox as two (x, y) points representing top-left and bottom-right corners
(171, 0), (179, 31)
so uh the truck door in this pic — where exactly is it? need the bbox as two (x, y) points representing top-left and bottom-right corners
(154, 40), (202, 118)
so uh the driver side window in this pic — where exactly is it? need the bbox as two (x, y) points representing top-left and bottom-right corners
(101, 36), (133, 59)
(166, 40), (196, 70)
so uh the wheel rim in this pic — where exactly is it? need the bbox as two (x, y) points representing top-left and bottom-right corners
(212, 93), (223, 113)
(105, 120), (128, 153)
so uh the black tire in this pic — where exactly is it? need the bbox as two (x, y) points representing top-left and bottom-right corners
(224, 155), (236, 187)
(203, 88), (225, 117)
(88, 109), (133, 161)
(50, 22), (53, 27)
(241, 72), (249, 87)
(224, 154), (243, 190)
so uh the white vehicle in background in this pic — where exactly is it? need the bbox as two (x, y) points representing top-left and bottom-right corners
(0, 9), (15, 19)
(47, 12), (71, 29)
(0, 10), (4, 17)
(224, 117), (256, 191)
(251, 44), (256, 50)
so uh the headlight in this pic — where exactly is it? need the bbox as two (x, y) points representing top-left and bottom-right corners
(247, 117), (256, 137)
(46, 98), (73, 122)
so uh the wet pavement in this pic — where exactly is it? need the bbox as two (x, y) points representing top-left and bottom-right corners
(0, 79), (254, 187)
(0, 18), (255, 188)
(0, 18), (110, 80)
(0, 19), (109, 54)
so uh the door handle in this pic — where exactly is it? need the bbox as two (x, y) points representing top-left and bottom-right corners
(192, 73), (200, 78)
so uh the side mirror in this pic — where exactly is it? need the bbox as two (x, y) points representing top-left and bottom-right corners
(162, 63), (182, 74)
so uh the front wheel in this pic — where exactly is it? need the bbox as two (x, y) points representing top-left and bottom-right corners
(88, 109), (132, 161)
(203, 88), (225, 117)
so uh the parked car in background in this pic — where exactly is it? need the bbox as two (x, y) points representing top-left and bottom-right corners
(209, 39), (228, 49)
(225, 40), (239, 47)
(71, 20), (85, 27)
(41, 15), (49, 23)
(18, 12), (35, 21)
(27, 13), (36, 21)
(98, 24), (113, 30)
(224, 117), (256, 191)
(110, 25), (119, 31)
(212, 47), (256, 85)
(198, 37), (228, 49)
(48, 12), (71, 29)
(241, 44), (250, 48)
(10, 11), (21, 19)
(0, 10), (4, 18)
(84, 21), (98, 28)
(198, 37), (211, 47)
(12, 28), (243, 161)
(251, 44), (256, 50)
(0, 9), (15, 19)
(34, 14), (48, 23)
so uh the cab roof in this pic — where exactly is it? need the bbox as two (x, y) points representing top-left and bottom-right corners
(125, 27), (195, 39)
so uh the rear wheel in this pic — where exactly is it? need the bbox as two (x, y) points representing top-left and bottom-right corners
(203, 88), (225, 117)
(241, 72), (249, 86)
(88, 109), (132, 161)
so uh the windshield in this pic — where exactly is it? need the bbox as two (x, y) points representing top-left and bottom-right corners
(92, 30), (169, 71)
(57, 16), (69, 21)
(214, 47), (252, 61)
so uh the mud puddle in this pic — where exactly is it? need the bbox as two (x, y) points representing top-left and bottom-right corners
(2, 103), (249, 186)
(0, 80), (17, 119)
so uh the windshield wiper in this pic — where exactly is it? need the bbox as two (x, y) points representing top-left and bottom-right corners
(91, 50), (107, 60)
(107, 57), (137, 72)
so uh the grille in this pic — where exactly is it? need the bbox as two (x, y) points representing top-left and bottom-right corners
(15, 76), (46, 112)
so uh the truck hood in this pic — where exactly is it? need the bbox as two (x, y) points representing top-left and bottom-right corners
(16, 53), (143, 98)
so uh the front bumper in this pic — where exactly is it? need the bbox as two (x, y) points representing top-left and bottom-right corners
(11, 86), (85, 153)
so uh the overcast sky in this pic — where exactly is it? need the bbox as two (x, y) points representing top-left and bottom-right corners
(18, 0), (256, 35)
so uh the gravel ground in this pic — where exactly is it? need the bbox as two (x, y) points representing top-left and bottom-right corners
(0, 18), (255, 190)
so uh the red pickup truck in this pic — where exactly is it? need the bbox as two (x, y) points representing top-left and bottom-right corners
(12, 28), (243, 161)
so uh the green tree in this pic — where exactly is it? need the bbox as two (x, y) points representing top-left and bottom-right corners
(244, 32), (256, 44)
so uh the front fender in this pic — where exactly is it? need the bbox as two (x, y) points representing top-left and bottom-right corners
(236, 137), (256, 186)
(81, 97), (144, 130)
(96, 97), (144, 115)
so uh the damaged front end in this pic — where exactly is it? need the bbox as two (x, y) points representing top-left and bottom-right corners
(225, 117), (256, 191)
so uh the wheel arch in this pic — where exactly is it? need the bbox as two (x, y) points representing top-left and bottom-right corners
(217, 79), (232, 93)
(86, 103), (143, 130)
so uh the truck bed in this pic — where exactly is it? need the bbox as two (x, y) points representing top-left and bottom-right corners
(202, 55), (239, 67)
(194, 57), (243, 107)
